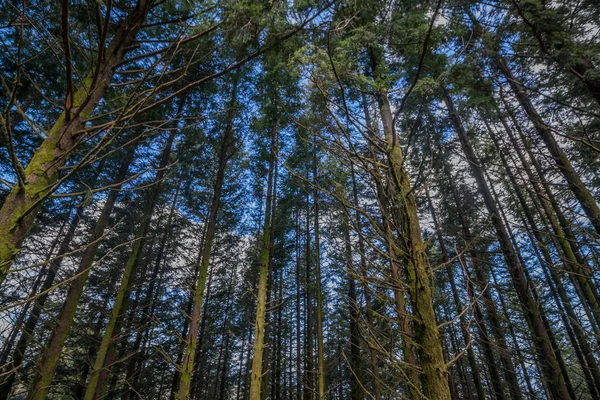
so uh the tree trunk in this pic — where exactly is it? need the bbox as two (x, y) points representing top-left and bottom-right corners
(369, 52), (450, 396)
(84, 129), (177, 400)
(312, 138), (326, 400)
(295, 209), (303, 400)
(261, 156), (278, 400)
(304, 189), (315, 400)
(248, 119), (277, 400)
(214, 265), (237, 400)
(425, 189), (486, 400)
(176, 77), (238, 400)
(350, 156), (382, 400)
(122, 179), (182, 400)
(28, 146), (135, 400)
(344, 222), (363, 400)
(444, 91), (571, 400)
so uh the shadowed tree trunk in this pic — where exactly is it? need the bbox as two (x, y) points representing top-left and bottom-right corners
(260, 154), (278, 400)
(344, 221), (363, 400)
(176, 76), (238, 400)
(84, 128), (177, 400)
(295, 209), (303, 400)
(358, 97), (384, 400)
(304, 188), (315, 400)
(444, 90), (571, 400)
(28, 146), (136, 400)
(122, 179), (183, 400)
(425, 188), (486, 400)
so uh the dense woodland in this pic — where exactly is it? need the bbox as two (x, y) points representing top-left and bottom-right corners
(1, 0), (600, 399)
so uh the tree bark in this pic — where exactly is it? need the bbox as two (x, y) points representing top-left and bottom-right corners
(260, 156), (278, 400)
(369, 48), (450, 399)
(122, 179), (182, 400)
(344, 222), (363, 400)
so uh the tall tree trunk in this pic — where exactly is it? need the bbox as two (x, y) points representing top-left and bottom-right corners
(242, 219), (263, 400)
(273, 268), (284, 400)
(304, 189), (315, 400)
(385, 219), (421, 399)
(444, 91), (571, 399)
(84, 129), (177, 400)
(176, 78), (238, 400)
(214, 265), (237, 400)
(235, 318), (248, 400)
(28, 146), (136, 400)
(248, 118), (277, 400)
(350, 157), (382, 400)
(369, 134), (420, 396)
(369, 49), (450, 398)
(344, 221), (363, 400)
(312, 138), (326, 400)
(169, 219), (210, 400)
(425, 189), (486, 400)
(439, 305), (463, 400)
(295, 209), (303, 400)
(190, 255), (217, 400)
(122, 179), (182, 400)
(218, 326), (233, 400)
(261, 156), (278, 400)
(74, 296), (112, 400)
(239, 192), (267, 399)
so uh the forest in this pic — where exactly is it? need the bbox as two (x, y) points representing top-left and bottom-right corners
(0, 0), (599, 399)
